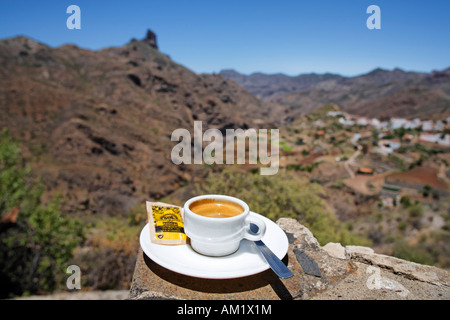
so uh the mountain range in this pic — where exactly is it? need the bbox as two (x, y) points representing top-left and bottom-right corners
(0, 31), (284, 216)
(220, 67), (450, 120)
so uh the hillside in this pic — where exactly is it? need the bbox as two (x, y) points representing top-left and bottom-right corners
(0, 30), (285, 217)
(220, 67), (450, 119)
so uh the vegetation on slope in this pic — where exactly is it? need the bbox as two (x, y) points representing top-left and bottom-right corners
(0, 129), (85, 297)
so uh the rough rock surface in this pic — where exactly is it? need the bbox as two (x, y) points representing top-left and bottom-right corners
(129, 218), (450, 300)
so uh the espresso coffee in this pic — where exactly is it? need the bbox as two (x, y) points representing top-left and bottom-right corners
(184, 195), (267, 256)
(189, 199), (244, 218)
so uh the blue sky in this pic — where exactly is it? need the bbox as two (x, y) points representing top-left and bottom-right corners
(0, 0), (449, 76)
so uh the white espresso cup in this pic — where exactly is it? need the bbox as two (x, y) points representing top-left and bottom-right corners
(183, 194), (266, 256)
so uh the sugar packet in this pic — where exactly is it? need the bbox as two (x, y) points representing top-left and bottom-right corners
(146, 201), (188, 245)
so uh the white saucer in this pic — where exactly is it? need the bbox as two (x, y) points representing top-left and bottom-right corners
(139, 212), (289, 279)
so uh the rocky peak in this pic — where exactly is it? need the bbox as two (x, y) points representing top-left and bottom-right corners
(142, 29), (158, 49)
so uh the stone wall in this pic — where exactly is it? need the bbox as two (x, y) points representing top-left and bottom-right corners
(129, 218), (450, 300)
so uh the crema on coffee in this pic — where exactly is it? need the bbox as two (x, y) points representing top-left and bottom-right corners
(189, 199), (244, 218)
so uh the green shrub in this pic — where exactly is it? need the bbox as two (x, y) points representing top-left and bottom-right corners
(286, 162), (319, 173)
(0, 129), (85, 297)
(400, 196), (412, 208)
(389, 154), (405, 171)
(422, 185), (432, 198)
(408, 204), (424, 218)
(392, 239), (435, 266)
(397, 220), (407, 231)
(279, 141), (293, 152)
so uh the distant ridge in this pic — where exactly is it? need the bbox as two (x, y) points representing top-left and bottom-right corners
(220, 67), (450, 119)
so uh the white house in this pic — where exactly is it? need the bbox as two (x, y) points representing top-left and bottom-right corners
(356, 117), (369, 126)
(314, 119), (325, 127)
(419, 133), (440, 143)
(421, 121), (434, 132)
(403, 118), (421, 130)
(391, 118), (408, 130)
(338, 117), (354, 126)
(434, 120), (444, 131)
(351, 133), (362, 144)
(377, 139), (401, 154)
(371, 118), (380, 127)
(375, 121), (389, 130)
(390, 139), (401, 150)
(327, 111), (345, 117)
(438, 134), (450, 146)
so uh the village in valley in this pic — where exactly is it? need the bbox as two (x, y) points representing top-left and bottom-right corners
(274, 104), (450, 266)
(279, 104), (450, 203)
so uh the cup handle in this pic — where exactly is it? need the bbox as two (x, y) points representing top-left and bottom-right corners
(243, 212), (266, 241)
